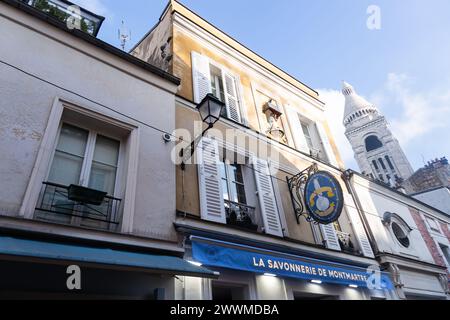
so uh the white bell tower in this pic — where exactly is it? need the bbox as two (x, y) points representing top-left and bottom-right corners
(342, 82), (414, 185)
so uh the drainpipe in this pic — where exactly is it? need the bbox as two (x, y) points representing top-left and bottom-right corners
(342, 169), (380, 255)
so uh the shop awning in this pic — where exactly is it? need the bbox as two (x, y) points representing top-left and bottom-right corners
(190, 236), (394, 289)
(0, 236), (218, 278)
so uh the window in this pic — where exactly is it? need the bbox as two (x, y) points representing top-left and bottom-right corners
(378, 158), (387, 170)
(365, 135), (383, 152)
(392, 222), (410, 248)
(192, 52), (243, 123)
(219, 161), (247, 205)
(35, 123), (122, 230)
(301, 122), (314, 151)
(426, 217), (441, 233)
(211, 282), (248, 300)
(385, 156), (395, 170)
(372, 160), (379, 171)
(48, 123), (120, 194)
(439, 244), (450, 266)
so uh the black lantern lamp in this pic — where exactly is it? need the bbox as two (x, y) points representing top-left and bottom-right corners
(180, 94), (225, 170)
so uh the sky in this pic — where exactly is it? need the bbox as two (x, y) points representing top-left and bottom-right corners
(74, 0), (450, 171)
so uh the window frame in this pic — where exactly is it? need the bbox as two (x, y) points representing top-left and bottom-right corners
(20, 98), (140, 234)
(46, 121), (125, 199)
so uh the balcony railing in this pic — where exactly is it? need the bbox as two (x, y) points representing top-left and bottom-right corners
(34, 182), (121, 231)
(224, 200), (258, 231)
(336, 231), (356, 254)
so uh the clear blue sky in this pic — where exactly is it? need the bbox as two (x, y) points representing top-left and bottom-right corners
(77, 0), (450, 171)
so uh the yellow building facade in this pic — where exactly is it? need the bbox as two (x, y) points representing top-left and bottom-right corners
(132, 0), (393, 300)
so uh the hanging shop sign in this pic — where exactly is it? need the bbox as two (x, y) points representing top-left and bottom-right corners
(191, 238), (393, 290)
(287, 164), (344, 224)
(304, 171), (344, 224)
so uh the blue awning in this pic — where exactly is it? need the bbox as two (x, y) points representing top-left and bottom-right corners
(0, 236), (218, 278)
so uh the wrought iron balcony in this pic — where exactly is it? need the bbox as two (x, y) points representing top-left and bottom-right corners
(224, 200), (258, 231)
(34, 182), (121, 231)
(336, 231), (356, 254)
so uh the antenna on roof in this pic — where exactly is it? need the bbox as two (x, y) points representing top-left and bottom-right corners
(118, 20), (131, 51)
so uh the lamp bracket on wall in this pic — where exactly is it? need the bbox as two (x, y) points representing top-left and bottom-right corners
(286, 163), (319, 224)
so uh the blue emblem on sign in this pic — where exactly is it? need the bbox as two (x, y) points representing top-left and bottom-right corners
(304, 171), (343, 224)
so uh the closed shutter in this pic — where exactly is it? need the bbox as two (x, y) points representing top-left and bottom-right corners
(345, 204), (375, 258)
(253, 158), (283, 237)
(320, 224), (342, 251)
(316, 122), (339, 167)
(285, 105), (310, 153)
(223, 72), (241, 123)
(191, 51), (211, 104)
(197, 137), (226, 224)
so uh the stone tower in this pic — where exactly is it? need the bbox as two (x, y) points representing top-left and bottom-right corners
(342, 82), (414, 185)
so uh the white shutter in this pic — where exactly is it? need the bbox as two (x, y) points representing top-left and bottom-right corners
(253, 158), (283, 237)
(320, 223), (342, 251)
(197, 137), (226, 224)
(191, 52), (211, 104)
(316, 122), (339, 167)
(345, 205), (375, 258)
(223, 72), (241, 123)
(285, 105), (310, 153)
(316, 123), (339, 167)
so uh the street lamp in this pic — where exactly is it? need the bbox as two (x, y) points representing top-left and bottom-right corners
(180, 94), (225, 170)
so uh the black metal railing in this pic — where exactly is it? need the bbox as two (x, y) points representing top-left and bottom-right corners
(336, 231), (357, 254)
(224, 200), (258, 231)
(34, 182), (122, 231)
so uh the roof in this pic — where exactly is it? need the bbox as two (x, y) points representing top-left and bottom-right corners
(135, 0), (321, 101)
(0, 236), (218, 278)
(342, 81), (379, 125)
(2, 0), (181, 86)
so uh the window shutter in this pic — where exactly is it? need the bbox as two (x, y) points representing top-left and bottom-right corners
(285, 105), (309, 153)
(197, 137), (226, 224)
(252, 157), (283, 237)
(315, 123), (339, 167)
(223, 72), (242, 123)
(320, 223), (342, 251)
(345, 205), (375, 258)
(191, 52), (211, 104)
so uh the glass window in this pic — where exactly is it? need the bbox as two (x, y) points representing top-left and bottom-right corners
(392, 222), (410, 248)
(378, 158), (387, 170)
(439, 244), (450, 265)
(372, 160), (379, 171)
(301, 122), (314, 150)
(210, 64), (225, 103)
(48, 124), (88, 186)
(88, 135), (120, 195)
(48, 124), (120, 195)
(385, 156), (395, 170)
(220, 160), (246, 205)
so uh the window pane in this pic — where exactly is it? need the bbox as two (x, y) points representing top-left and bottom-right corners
(57, 124), (88, 157)
(235, 183), (247, 204)
(210, 64), (225, 102)
(88, 162), (117, 195)
(219, 162), (227, 180)
(48, 124), (88, 186)
(48, 151), (83, 186)
(222, 178), (229, 201)
(88, 135), (120, 195)
(92, 135), (120, 166)
(228, 164), (244, 183)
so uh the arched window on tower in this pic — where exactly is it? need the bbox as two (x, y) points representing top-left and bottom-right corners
(365, 135), (383, 152)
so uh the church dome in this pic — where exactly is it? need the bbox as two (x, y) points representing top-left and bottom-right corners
(342, 82), (379, 126)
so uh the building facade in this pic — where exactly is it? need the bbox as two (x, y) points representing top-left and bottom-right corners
(132, 0), (396, 300)
(0, 0), (215, 299)
(342, 82), (414, 185)
(345, 171), (450, 299)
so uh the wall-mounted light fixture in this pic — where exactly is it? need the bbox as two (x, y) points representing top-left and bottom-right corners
(180, 94), (225, 170)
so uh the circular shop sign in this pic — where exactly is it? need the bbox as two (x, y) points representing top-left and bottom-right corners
(304, 171), (344, 224)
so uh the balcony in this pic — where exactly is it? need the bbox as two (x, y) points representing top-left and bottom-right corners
(224, 200), (258, 231)
(34, 182), (121, 231)
(336, 231), (357, 254)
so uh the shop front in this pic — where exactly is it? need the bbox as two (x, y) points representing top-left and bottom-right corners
(185, 236), (394, 300)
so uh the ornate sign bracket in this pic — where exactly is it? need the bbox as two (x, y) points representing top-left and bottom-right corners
(286, 163), (319, 225)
